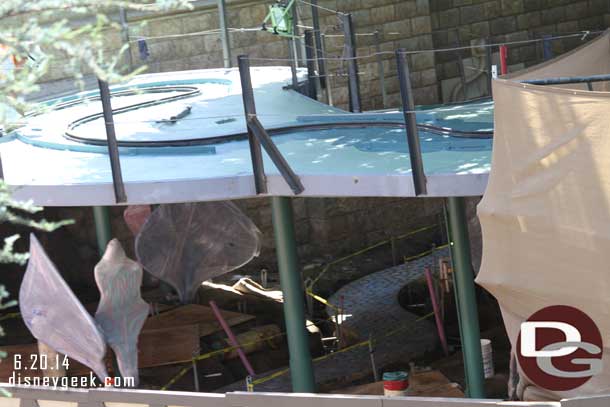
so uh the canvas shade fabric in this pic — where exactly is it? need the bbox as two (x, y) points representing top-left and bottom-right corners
(476, 31), (610, 400)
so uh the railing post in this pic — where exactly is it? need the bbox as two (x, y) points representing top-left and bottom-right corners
(118, 8), (133, 72)
(542, 34), (554, 61)
(341, 13), (362, 113)
(485, 38), (493, 97)
(321, 33), (333, 106)
(288, 40), (300, 90)
(396, 49), (427, 196)
(218, 0), (232, 68)
(238, 55), (304, 195)
(374, 30), (387, 108)
(97, 79), (127, 203)
(309, 0), (327, 89)
(446, 196), (485, 398)
(237, 55), (267, 194)
(271, 196), (316, 392)
(304, 30), (317, 100)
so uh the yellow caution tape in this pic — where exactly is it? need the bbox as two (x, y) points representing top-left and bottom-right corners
(403, 243), (449, 262)
(309, 224), (437, 287)
(305, 289), (341, 312)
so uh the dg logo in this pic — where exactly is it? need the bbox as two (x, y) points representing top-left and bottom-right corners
(517, 305), (603, 391)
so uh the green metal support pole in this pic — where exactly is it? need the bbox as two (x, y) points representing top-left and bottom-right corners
(446, 197), (485, 398)
(93, 206), (112, 258)
(271, 196), (316, 392)
(443, 203), (470, 395)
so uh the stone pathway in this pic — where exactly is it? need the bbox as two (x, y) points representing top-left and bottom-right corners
(218, 248), (449, 393)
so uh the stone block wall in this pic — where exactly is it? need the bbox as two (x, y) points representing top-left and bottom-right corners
(37, 0), (610, 106)
(430, 0), (609, 101)
(37, 0), (438, 110)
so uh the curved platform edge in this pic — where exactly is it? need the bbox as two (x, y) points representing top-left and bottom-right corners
(6, 172), (489, 206)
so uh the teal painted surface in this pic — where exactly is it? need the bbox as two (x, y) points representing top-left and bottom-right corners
(1, 67), (494, 188)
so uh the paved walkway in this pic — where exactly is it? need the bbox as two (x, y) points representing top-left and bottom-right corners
(218, 248), (449, 392)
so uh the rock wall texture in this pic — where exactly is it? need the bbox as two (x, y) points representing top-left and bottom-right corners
(38, 0), (609, 107)
(430, 0), (609, 101)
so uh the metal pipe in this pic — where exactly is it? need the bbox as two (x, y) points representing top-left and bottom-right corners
(542, 34), (553, 61)
(218, 0), (232, 68)
(499, 45), (508, 75)
(485, 38), (493, 97)
(247, 117), (304, 195)
(292, 2), (304, 66)
(93, 206), (112, 258)
(321, 33), (333, 106)
(97, 79), (127, 203)
(396, 49), (427, 196)
(341, 13), (362, 113)
(368, 333), (379, 381)
(209, 300), (255, 376)
(304, 30), (317, 100)
(118, 8), (133, 72)
(309, 0), (326, 89)
(446, 196), (485, 398)
(237, 55), (267, 194)
(522, 73), (610, 86)
(271, 196), (316, 392)
(373, 30), (387, 108)
(425, 266), (449, 356)
(288, 40), (300, 90)
(443, 202), (470, 394)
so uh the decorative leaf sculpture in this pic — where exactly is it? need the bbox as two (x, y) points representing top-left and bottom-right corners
(135, 202), (262, 303)
(123, 205), (152, 236)
(19, 234), (108, 380)
(94, 239), (149, 386)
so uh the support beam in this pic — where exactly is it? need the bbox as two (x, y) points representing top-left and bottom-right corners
(93, 206), (112, 258)
(217, 0), (232, 68)
(118, 8), (133, 72)
(485, 38), (493, 97)
(98, 79), (127, 203)
(271, 196), (315, 392)
(341, 13), (361, 113)
(237, 55), (267, 194)
(446, 197), (485, 399)
(304, 30), (317, 100)
(309, 0), (326, 89)
(396, 49), (427, 196)
(374, 30), (387, 108)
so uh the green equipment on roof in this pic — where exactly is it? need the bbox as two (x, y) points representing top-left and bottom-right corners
(262, 0), (298, 39)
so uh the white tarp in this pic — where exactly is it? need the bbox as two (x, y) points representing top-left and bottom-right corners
(476, 31), (610, 400)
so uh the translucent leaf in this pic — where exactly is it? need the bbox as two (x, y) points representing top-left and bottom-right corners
(135, 202), (261, 303)
(19, 234), (108, 380)
(95, 239), (148, 386)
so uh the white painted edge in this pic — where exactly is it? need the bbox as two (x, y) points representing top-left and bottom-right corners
(5, 173), (489, 206)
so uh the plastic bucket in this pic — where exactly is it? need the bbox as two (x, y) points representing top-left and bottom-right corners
(481, 338), (494, 378)
(383, 371), (409, 397)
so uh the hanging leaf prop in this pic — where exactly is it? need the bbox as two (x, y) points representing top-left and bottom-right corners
(94, 239), (149, 386)
(19, 234), (108, 380)
(123, 205), (152, 236)
(135, 202), (262, 303)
